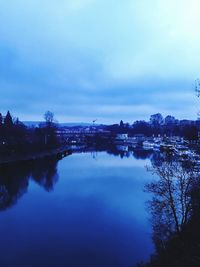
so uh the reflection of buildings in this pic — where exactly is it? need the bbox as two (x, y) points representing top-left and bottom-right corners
(0, 158), (59, 211)
(115, 134), (145, 147)
(115, 134), (128, 141)
(116, 145), (128, 152)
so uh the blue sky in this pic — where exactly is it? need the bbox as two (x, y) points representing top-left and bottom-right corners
(0, 0), (200, 123)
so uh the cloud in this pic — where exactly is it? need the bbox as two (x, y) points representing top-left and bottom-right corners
(0, 0), (199, 122)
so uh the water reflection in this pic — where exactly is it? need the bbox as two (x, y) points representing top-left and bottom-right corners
(107, 145), (153, 159)
(0, 146), (157, 212)
(1, 145), (200, 266)
(142, 158), (200, 267)
(31, 159), (59, 191)
(0, 158), (59, 210)
(0, 146), (159, 267)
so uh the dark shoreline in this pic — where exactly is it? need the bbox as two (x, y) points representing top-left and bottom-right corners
(0, 147), (72, 166)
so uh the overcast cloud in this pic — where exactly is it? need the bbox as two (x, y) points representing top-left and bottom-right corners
(0, 0), (199, 123)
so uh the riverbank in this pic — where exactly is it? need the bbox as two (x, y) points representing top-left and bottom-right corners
(0, 146), (72, 165)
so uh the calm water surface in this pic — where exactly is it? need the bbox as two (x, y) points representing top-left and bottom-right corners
(0, 151), (155, 267)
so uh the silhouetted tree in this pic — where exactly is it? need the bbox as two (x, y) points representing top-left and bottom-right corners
(4, 111), (13, 127)
(146, 161), (196, 235)
(132, 121), (152, 136)
(44, 111), (54, 126)
(150, 113), (163, 125)
(183, 125), (198, 141)
(141, 161), (200, 267)
(164, 115), (176, 125)
(42, 111), (58, 147)
(120, 120), (124, 128)
(0, 113), (3, 125)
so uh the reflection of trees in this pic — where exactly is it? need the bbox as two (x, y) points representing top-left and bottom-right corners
(0, 163), (30, 210)
(150, 151), (173, 168)
(106, 145), (131, 158)
(0, 158), (59, 211)
(133, 149), (153, 160)
(31, 159), (59, 192)
(141, 161), (200, 267)
(106, 145), (175, 162)
(106, 145), (153, 160)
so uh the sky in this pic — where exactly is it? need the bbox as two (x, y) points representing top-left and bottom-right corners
(0, 0), (200, 124)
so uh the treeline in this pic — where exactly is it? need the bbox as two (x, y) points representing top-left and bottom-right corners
(0, 111), (59, 155)
(107, 113), (199, 140)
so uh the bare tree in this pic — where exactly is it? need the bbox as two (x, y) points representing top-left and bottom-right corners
(195, 79), (200, 97)
(142, 156), (200, 267)
(146, 161), (199, 239)
(43, 111), (58, 146)
(44, 111), (54, 125)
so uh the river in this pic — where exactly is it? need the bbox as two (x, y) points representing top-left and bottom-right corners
(0, 149), (156, 267)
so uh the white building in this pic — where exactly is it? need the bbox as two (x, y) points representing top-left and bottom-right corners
(116, 134), (128, 141)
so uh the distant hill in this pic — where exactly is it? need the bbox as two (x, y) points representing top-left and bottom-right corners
(23, 121), (95, 127)
(60, 122), (94, 127)
(23, 121), (42, 127)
